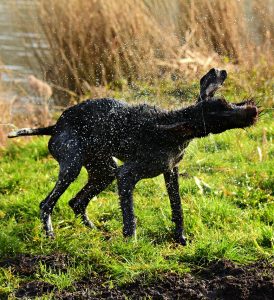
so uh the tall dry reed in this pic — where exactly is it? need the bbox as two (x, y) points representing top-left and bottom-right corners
(0, 66), (54, 146)
(0, 94), (56, 146)
(17, 0), (274, 102)
(31, 0), (178, 99)
(176, 0), (250, 62)
(252, 0), (274, 60)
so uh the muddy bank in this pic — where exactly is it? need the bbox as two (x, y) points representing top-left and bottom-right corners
(55, 260), (274, 300)
(1, 254), (273, 299)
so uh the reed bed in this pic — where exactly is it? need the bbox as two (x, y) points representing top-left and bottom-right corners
(177, 0), (249, 62)
(30, 0), (178, 98)
(0, 98), (55, 147)
(10, 0), (274, 102)
(0, 74), (54, 147)
(252, 0), (274, 59)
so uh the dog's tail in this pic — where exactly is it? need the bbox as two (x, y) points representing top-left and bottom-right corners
(8, 125), (54, 138)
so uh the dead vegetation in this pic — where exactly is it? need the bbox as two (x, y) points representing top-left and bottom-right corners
(0, 74), (54, 146)
(14, 0), (273, 101)
(30, 0), (178, 98)
(0, 98), (53, 147)
(1, 0), (273, 146)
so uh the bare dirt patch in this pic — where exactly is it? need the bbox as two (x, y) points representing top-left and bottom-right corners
(0, 253), (69, 276)
(1, 254), (273, 299)
(55, 260), (273, 300)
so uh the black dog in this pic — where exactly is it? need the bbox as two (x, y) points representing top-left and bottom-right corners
(8, 69), (258, 245)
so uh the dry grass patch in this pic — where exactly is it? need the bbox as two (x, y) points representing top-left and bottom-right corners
(9, 0), (274, 103)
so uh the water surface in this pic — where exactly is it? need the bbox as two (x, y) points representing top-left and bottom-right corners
(0, 0), (39, 83)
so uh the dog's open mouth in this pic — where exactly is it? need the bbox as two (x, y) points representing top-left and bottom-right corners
(208, 99), (259, 128)
(232, 99), (259, 126)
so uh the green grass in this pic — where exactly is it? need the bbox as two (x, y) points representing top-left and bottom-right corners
(0, 85), (273, 297)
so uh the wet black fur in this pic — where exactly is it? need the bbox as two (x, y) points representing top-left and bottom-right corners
(8, 69), (258, 245)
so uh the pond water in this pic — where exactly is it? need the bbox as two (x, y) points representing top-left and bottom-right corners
(0, 0), (40, 84)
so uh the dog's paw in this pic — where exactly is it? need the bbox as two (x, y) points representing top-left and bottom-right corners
(46, 231), (55, 239)
(123, 228), (136, 238)
(175, 234), (187, 246)
(83, 218), (96, 229)
(79, 214), (96, 229)
(123, 219), (137, 238)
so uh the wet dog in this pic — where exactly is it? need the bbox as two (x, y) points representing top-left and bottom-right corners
(8, 69), (258, 245)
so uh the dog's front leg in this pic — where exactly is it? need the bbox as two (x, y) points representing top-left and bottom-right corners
(117, 163), (141, 238)
(164, 167), (187, 246)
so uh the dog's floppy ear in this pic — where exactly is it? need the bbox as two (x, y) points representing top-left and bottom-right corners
(156, 122), (193, 135)
(199, 68), (227, 101)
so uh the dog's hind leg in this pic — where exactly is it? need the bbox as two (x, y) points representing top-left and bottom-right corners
(40, 137), (83, 237)
(69, 158), (118, 228)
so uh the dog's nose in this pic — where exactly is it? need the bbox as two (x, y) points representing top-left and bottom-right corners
(245, 105), (258, 119)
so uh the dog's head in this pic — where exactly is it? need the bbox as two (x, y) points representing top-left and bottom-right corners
(157, 69), (259, 137)
(196, 97), (259, 136)
(196, 68), (258, 135)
